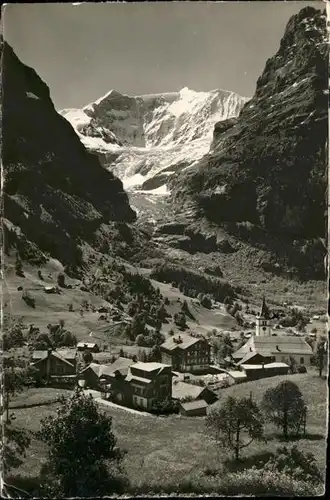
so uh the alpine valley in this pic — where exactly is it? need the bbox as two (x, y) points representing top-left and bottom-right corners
(2, 5), (328, 349)
(1, 5), (328, 497)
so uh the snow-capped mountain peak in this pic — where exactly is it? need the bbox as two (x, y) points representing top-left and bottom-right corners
(59, 87), (249, 193)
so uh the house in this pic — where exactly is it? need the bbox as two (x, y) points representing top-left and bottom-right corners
(77, 341), (99, 352)
(179, 399), (209, 417)
(31, 349), (76, 379)
(80, 359), (173, 412)
(125, 362), (172, 410)
(240, 362), (289, 380)
(172, 380), (217, 404)
(80, 357), (133, 389)
(233, 335), (313, 366)
(160, 334), (211, 373)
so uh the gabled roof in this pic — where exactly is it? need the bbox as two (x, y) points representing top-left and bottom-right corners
(161, 334), (204, 352)
(32, 350), (74, 367)
(131, 361), (170, 373)
(32, 349), (76, 360)
(56, 349), (76, 360)
(180, 399), (208, 411)
(172, 381), (206, 400)
(80, 357), (133, 378)
(237, 351), (268, 366)
(233, 335), (313, 359)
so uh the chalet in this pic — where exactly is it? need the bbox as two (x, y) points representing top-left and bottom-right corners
(179, 399), (209, 417)
(80, 359), (172, 412)
(80, 357), (133, 389)
(31, 349), (76, 379)
(77, 341), (99, 352)
(233, 336), (313, 366)
(126, 362), (172, 410)
(160, 334), (211, 373)
(172, 380), (217, 404)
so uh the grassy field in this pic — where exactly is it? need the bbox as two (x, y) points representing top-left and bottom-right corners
(8, 370), (327, 493)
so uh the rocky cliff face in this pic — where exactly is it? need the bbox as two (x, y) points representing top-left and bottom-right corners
(60, 87), (248, 192)
(1, 39), (137, 270)
(171, 7), (328, 243)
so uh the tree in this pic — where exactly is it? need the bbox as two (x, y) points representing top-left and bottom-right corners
(2, 322), (25, 351)
(15, 252), (24, 277)
(36, 389), (126, 497)
(288, 356), (298, 374)
(200, 294), (212, 309)
(261, 381), (306, 439)
(1, 417), (31, 475)
(22, 290), (35, 309)
(173, 312), (187, 330)
(315, 337), (327, 377)
(205, 396), (264, 461)
(82, 349), (93, 365)
(149, 344), (162, 362)
(3, 360), (35, 421)
(57, 273), (66, 288)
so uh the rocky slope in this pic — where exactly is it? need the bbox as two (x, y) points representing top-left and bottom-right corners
(172, 7), (328, 239)
(60, 87), (248, 192)
(165, 6), (328, 279)
(1, 39), (140, 272)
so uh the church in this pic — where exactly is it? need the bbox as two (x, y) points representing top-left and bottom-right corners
(233, 297), (313, 367)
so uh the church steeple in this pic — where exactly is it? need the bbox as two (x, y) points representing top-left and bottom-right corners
(255, 296), (271, 337)
(260, 296), (270, 319)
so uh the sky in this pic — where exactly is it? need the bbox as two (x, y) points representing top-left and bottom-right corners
(2, 1), (325, 110)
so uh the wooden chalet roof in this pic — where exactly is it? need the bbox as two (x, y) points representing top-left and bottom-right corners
(161, 334), (205, 352)
(172, 381), (209, 400)
(180, 399), (209, 411)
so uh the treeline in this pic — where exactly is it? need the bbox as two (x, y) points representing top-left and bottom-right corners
(150, 262), (237, 303)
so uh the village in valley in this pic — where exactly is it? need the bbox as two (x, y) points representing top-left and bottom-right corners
(1, 250), (328, 497)
(1, 2), (329, 498)
(21, 295), (327, 418)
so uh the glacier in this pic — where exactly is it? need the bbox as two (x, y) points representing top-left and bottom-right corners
(59, 87), (249, 193)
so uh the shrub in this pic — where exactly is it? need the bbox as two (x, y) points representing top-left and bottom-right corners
(22, 291), (35, 308)
(297, 364), (307, 373)
(57, 273), (66, 288)
(262, 446), (322, 482)
(15, 252), (24, 277)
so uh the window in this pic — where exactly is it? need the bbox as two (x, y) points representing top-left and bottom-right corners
(281, 356), (286, 362)
(300, 357), (304, 365)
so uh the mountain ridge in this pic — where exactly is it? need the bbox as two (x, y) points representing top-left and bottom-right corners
(60, 87), (248, 192)
(170, 6), (328, 244)
(1, 38), (142, 273)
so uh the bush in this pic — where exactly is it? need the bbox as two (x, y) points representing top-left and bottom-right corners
(22, 291), (35, 308)
(150, 398), (179, 415)
(15, 252), (24, 277)
(262, 445), (322, 483)
(57, 273), (66, 288)
(199, 294), (212, 309)
(297, 364), (307, 373)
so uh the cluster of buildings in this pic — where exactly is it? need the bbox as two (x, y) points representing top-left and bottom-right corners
(30, 298), (319, 416)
